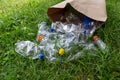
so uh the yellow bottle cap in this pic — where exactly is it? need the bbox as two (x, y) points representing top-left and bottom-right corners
(58, 48), (65, 55)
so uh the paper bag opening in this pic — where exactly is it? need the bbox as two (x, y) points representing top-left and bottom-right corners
(47, 0), (107, 27)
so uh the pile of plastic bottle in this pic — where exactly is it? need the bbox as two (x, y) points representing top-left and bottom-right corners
(15, 13), (107, 63)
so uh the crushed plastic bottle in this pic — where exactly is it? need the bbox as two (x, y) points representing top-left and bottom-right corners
(93, 36), (106, 50)
(53, 22), (65, 33)
(89, 26), (96, 37)
(68, 42), (97, 61)
(79, 29), (88, 43)
(15, 41), (58, 62)
(38, 22), (48, 31)
(15, 41), (40, 59)
(37, 22), (49, 42)
(44, 46), (57, 61)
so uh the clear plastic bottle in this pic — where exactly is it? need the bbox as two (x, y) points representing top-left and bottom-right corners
(67, 43), (97, 61)
(69, 24), (76, 32)
(15, 41), (44, 59)
(83, 17), (96, 39)
(37, 22), (49, 42)
(93, 36), (106, 50)
(44, 44), (57, 62)
(38, 22), (48, 31)
(79, 29), (88, 43)
(89, 26), (96, 37)
(54, 22), (65, 33)
(15, 41), (57, 61)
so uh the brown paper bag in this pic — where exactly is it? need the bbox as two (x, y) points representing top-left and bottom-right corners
(47, 0), (107, 24)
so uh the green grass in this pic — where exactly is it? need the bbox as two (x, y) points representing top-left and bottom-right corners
(0, 0), (120, 80)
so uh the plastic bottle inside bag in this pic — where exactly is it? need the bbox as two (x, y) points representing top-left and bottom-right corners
(52, 22), (65, 33)
(89, 26), (96, 37)
(58, 32), (77, 49)
(82, 17), (96, 39)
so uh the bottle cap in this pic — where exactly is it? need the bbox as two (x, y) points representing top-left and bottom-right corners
(58, 48), (65, 55)
(93, 36), (99, 41)
(38, 35), (44, 41)
(84, 16), (91, 29)
(83, 29), (87, 34)
(50, 28), (54, 32)
(39, 53), (44, 60)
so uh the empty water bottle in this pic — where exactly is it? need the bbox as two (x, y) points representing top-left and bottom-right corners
(44, 45), (57, 61)
(68, 42), (97, 61)
(54, 22), (65, 33)
(93, 36), (106, 50)
(37, 22), (49, 42)
(15, 41), (44, 59)
(89, 26), (96, 37)
(79, 29), (87, 43)
(38, 22), (48, 31)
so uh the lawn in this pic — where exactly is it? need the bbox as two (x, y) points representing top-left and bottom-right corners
(0, 0), (120, 80)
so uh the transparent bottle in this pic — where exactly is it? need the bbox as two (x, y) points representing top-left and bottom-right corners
(79, 29), (88, 43)
(44, 44), (57, 62)
(67, 43), (97, 61)
(15, 41), (44, 59)
(54, 22), (65, 33)
(89, 26), (96, 37)
(37, 22), (49, 42)
(38, 22), (48, 31)
(93, 36), (106, 50)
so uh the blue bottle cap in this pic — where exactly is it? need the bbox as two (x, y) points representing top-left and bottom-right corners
(39, 54), (44, 60)
(50, 28), (54, 32)
(84, 16), (91, 29)
(83, 29), (87, 34)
